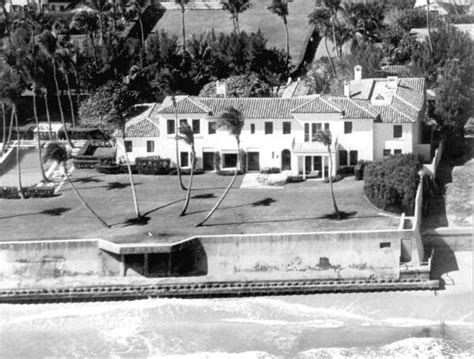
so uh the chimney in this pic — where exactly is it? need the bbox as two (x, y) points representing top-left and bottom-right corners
(344, 80), (350, 97)
(386, 76), (398, 90)
(216, 80), (227, 97)
(354, 65), (362, 81)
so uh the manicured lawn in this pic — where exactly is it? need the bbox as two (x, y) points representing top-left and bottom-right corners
(0, 167), (399, 242)
(153, 0), (315, 65)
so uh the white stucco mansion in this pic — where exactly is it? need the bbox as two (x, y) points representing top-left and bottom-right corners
(117, 68), (431, 179)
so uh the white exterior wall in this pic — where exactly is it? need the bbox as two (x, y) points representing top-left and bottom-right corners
(117, 137), (161, 164)
(373, 123), (415, 161)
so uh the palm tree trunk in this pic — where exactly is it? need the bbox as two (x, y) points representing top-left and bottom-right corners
(325, 37), (337, 78)
(1, 103), (5, 156)
(284, 19), (290, 69)
(196, 138), (240, 227)
(43, 91), (53, 140)
(180, 145), (195, 216)
(122, 135), (141, 219)
(89, 32), (98, 66)
(7, 108), (14, 145)
(62, 162), (109, 228)
(64, 72), (76, 128)
(235, 15), (240, 34)
(426, 0), (433, 56)
(173, 96), (187, 190)
(53, 60), (73, 148)
(331, 15), (340, 60)
(32, 91), (49, 182)
(181, 7), (186, 51)
(14, 108), (25, 199)
(327, 145), (340, 218)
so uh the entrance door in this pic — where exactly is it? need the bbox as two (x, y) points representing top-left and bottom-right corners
(203, 152), (215, 171)
(247, 152), (260, 171)
(281, 149), (291, 170)
(313, 156), (322, 178)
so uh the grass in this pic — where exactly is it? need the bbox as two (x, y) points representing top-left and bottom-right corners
(0, 167), (398, 243)
(153, 0), (316, 65)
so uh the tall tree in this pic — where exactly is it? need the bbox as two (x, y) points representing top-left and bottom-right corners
(86, 0), (112, 45)
(314, 130), (341, 219)
(309, 7), (337, 78)
(70, 10), (99, 66)
(268, 0), (290, 68)
(37, 30), (74, 147)
(172, 95), (187, 191)
(426, 0), (433, 55)
(44, 142), (109, 228)
(197, 106), (244, 227)
(177, 121), (195, 216)
(323, 0), (343, 60)
(106, 108), (141, 219)
(221, 0), (251, 34)
(175, 0), (190, 51)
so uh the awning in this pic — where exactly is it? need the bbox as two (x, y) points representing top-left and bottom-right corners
(293, 142), (334, 155)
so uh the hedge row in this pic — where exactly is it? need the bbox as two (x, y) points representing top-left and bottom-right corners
(0, 186), (55, 199)
(363, 154), (421, 215)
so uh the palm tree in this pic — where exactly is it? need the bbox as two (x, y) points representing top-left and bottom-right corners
(106, 108), (141, 219)
(221, 0), (251, 34)
(42, 88), (53, 140)
(126, 0), (145, 45)
(56, 44), (77, 128)
(196, 106), (244, 227)
(314, 130), (341, 219)
(37, 30), (74, 148)
(268, 0), (290, 68)
(44, 142), (109, 228)
(172, 95), (187, 191)
(323, 0), (342, 61)
(309, 7), (337, 78)
(177, 122), (195, 216)
(1, 103), (6, 156)
(0, 69), (25, 198)
(175, 0), (190, 51)
(86, 0), (112, 45)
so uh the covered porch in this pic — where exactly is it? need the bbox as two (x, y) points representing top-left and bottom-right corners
(293, 142), (336, 180)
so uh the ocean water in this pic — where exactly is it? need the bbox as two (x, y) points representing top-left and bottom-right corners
(0, 291), (472, 358)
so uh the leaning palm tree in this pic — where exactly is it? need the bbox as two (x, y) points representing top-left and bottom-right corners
(177, 122), (195, 216)
(172, 95), (187, 191)
(175, 0), (190, 51)
(426, 0), (433, 56)
(44, 142), (109, 228)
(196, 106), (244, 227)
(221, 0), (251, 34)
(268, 0), (290, 68)
(70, 10), (100, 66)
(314, 130), (341, 219)
(106, 108), (141, 219)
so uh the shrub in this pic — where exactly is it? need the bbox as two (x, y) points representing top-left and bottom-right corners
(363, 154), (422, 215)
(95, 163), (121, 174)
(337, 166), (354, 176)
(136, 156), (170, 175)
(323, 174), (343, 183)
(0, 186), (20, 199)
(24, 187), (56, 198)
(260, 167), (281, 174)
(73, 158), (98, 169)
(217, 169), (245, 176)
(286, 175), (305, 183)
(180, 167), (204, 175)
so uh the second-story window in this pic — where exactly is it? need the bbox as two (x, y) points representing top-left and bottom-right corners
(146, 140), (154, 153)
(208, 121), (216, 134)
(167, 119), (175, 135)
(312, 123), (322, 142)
(250, 123), (255, 134)
(304, 123), (309, 142)
(393, 125), (402, 138)
(283, 121), (291, 134)
(179, 119), (187, 127)
(265, 122), (273, 134)
(344, 121), (352, 134)
(192, 119), (200, 134)
(125, 141), (133, 153)
(324, 123), (330, 131)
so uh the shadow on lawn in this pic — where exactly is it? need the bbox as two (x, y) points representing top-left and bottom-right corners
(322, 211), (357, 220)
(122, 216), (151, 227)
(72, 177), (103, 184)
(192, 193), (216, 199)
(106, 181), (142, 190)
(252, 198), (276, 207)
(203, 211), (359, 227)
(0, 207), (72, 220)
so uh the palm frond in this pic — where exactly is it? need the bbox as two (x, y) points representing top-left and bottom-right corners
(314, 130), (332, 147)
(178, 122), (194, 145)
(216, 106), (244, 137)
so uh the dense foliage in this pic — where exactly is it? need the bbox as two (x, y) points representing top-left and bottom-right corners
(364, 155), (422, 215)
